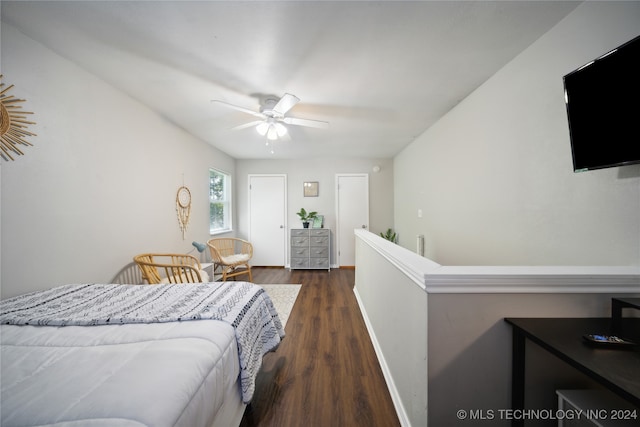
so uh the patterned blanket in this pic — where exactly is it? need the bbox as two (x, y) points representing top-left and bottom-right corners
(0, 282), (285, 403)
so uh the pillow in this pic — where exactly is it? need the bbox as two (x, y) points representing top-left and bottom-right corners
(221, 254), (250, 264)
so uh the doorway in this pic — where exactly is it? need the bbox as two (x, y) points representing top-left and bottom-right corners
(335, 173), (369, 267)
(248, 174), (288, 266)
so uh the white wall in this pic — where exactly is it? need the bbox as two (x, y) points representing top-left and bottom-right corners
(0, 24), (235, 298)
(235, 157), (394, 265)
(394, 2), (640, 267)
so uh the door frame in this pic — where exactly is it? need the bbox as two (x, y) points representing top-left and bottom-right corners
(248, 174), (288, 267)
(335, 173), (369, 267)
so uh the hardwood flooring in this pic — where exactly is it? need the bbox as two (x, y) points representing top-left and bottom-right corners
(241, 267), (400, 427)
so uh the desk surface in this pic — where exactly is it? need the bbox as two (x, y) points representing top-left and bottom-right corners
(614, 297), (640, 308)
(505, 318), (640, 407)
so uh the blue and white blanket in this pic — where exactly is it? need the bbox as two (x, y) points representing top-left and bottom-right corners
(0, 281), (285, 403)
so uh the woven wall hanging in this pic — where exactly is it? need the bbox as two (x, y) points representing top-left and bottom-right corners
(176, 186), (192, 239)
(1, 75), (37, 161)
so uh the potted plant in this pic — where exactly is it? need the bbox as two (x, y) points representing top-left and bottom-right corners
(296, 208), (318, 228)
(380, 228), (398, 243)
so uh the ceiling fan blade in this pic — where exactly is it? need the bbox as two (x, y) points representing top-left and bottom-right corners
(273, 93), (300, 116)
(231, 120), (264, 131)
(211, 100), (265, 119)
(283, 117), (329, 129)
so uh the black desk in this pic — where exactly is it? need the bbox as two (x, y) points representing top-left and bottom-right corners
(505, 317), (640, 427)
(612, 298), (640, 332)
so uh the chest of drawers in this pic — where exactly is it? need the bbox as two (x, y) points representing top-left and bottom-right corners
(290, 228), (330, 270)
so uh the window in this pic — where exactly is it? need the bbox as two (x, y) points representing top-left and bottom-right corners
(209, 168), (232, 234)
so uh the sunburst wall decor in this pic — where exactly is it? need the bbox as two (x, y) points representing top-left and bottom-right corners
(1, 75), (37, 161)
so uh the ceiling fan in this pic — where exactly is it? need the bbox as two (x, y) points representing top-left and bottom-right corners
(212, 93), (329, 140)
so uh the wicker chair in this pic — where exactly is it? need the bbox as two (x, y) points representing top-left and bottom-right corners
(207, 238), (253, 282)
(133, 253), (208, 284)
(110, 261), (145, 285)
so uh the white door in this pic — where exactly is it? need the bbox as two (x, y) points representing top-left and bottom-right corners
(335, 174), (369, 267)
(249, 174), (287, 266)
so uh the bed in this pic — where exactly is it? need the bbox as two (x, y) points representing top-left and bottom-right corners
(0, 281), (285, 427)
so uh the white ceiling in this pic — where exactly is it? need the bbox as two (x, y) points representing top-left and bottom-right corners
(2, 1), (579, 159)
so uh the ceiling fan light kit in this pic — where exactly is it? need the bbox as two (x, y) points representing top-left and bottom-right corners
(275, 123), (287, 135)
(256, 119), (287, 140)
(255, 121), (269, 136)
(213, 93), (328, 142)
(267, 126), (278, 141)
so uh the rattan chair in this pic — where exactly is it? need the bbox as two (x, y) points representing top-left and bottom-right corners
(133, 253), (209, 284)
(207, 238), (253, 282)
(110, 261), (146, 285)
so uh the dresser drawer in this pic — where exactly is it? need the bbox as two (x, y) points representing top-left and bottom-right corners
(310, 258), (330, 269)
(291, 236), (309, 247)
(309, 246), (329, 258)
(310, 236), (329, 246)
(291, 229), (309, 237)
(290, 257), (310, 269)
(291, 247), (309, 257)
(310, 229), (330, 237)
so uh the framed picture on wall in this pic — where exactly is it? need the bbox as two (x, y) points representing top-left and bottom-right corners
(304, 181), (319, 197)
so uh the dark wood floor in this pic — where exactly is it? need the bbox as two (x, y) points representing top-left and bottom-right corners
(240, 267), (400, 427)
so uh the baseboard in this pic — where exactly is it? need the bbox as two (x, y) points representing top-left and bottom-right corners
(353, 287), (411, 427)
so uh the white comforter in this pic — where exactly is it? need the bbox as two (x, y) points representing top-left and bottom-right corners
(1, 320), (239, 427)
(0, 282), (285, 404)
(1, 282), (284, 426)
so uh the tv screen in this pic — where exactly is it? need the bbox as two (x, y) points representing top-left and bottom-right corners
(563, 34), (640, 172)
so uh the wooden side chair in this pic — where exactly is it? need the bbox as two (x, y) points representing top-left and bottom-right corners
(133, 253), (209, 284)
(207, 238), (253, 282)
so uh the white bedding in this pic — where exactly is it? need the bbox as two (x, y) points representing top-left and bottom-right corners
(1, 320), (240, 427)
(0, 282), (285, 404)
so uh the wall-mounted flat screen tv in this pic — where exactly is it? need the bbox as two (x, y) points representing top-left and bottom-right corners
(563, 34), (640, 172)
